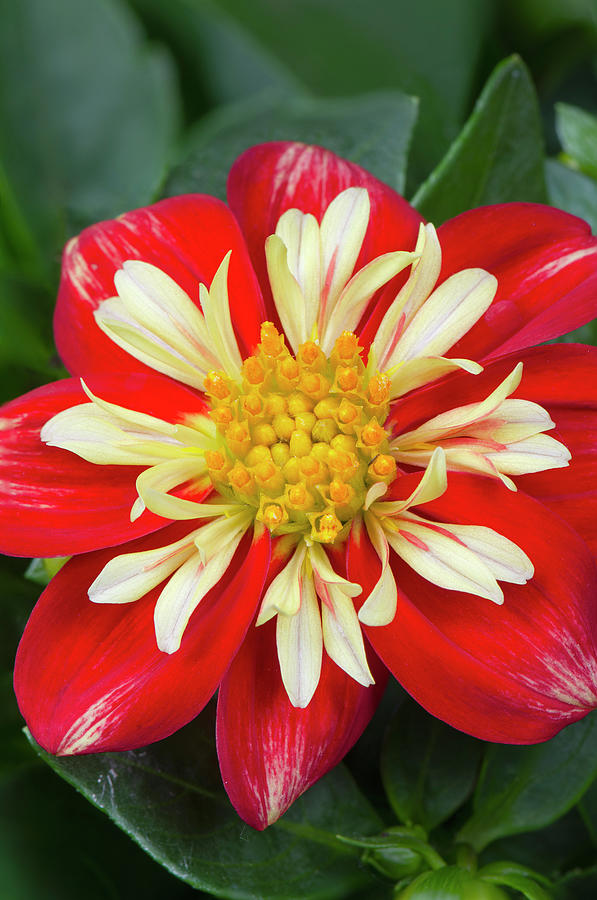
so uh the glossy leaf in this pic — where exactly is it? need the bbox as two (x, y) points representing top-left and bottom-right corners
(0, 0), (178, 270)
(166, 90), (418, 202)
(28, 708), (382, 899)
(209, 0), (494, 183)
(545, 159), (597, 233)
(413, 56), (547, 223)
(380, 699), (482, 831)
(555, 103), (597, 178)
(458, 712), (597, 851)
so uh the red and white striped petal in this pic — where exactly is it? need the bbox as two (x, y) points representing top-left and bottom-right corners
(55, 195), (266, 379)
(216, 617), (387, 829)
(437, 203), (597, 360)
(14, 523), (271, 755)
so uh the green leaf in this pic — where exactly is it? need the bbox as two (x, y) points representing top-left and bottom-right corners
(458, 712), (597, 852)
(0, 763), (202, 900)
(128, 0), (300, 110)
(209, 0), (494, 184)
(396, 866), (509, 899)
(479, 862), (552, 900)
(24, 557), (69, 588)
(380, 699), (482, 831)
(0, 0), (179, 275)
(412, 56), (547, 224)
(28, 707), (382, 899)
(555, 865), (597, 900)
(545, 159), (597, 233)
(165, 89), (418, 202)
(555, 103), (597, 178)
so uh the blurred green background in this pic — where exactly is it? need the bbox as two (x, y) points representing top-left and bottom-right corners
(2, 1), (597, 898)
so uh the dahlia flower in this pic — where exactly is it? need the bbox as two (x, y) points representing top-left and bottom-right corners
(3, 142), (597, 829)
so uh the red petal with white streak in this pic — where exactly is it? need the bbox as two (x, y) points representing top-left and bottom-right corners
(216, 616), (387, 829)
(437, 204), (597, 360)
(348, 477), (597, 743)
(15, 524), (270, 755)
(55, 195), (266, 378)
(0, 373), (209, 557)
(227, 142), (423, 331)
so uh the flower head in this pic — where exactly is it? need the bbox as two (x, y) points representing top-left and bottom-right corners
(3, 142), (597, 829)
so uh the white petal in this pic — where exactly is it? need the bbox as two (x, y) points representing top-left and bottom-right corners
(276, 572), (323, 708)
(388, 356), (483, 400)
(154, 528), (245, 653)
(135, 457), (231, 521)
(321, 586), (374, 686)
(392, 268), (497, 363)
(386, 519), (504, 604)
(375, 447), (447, 516)
(89, 530), (200, 605)
(488, 433), (571, 475)
(359, 513), (398, 626)
(275, 208), (321, 337)
(199, 251), (243, 379)
(256, 542), (307, 624)
(437, 523), (534, 585)
(373, 223), (442, 369)
(319, 187), (370, 329)
(95, 297), (210, 389)
(265, 234), (307, 352)
(308, 543), (362, 598)
(393, 364), (523, 449)
(321, 250), (417, 354)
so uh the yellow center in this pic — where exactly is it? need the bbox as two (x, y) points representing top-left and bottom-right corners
(203, 323), (395, 544)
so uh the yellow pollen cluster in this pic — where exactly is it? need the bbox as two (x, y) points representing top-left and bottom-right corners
(204, 323), (396, 543)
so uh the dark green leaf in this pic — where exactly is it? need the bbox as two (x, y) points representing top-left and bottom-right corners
(413, 56), (547, 224)
(555, 103), (597, 178)
(128, 0), (300, 111)
(165, 89), (418, 202)
(29, 707), (382, 899)
(209, 0), (494, 184)
(555, 865), (597, 900)
(0, 0), (179, 274)
(380, 699), (482, 831)
(0, 763), (202, 900)
(458, 712), (597, 852)
(545, 159), (597, 232)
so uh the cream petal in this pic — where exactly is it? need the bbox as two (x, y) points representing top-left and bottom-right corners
(154, 528), (245, 653)
(276, 572), (323, 708)
(275, 208), (321, 337)
(386, 519), (505, 604)
(392, 268), (497, 363)
(199, 251), (243, 379)
(320, 585), (374, 686)
(265, 234), (307, 352)
(89, 529), (201, 605)
(359, 512), (398, 626)
(256, 541), (307, 624)
(388, 356), (483, 400)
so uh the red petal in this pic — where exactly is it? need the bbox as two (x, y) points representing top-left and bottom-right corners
(349, 477), (597, 743)
(15, 524), (271, 755)
(436, 204), (597, 360)
(55, 195), (266, 378)
(216, 616), (387, 829)
(0, 375), (208, 557)
(227, 142), (423, 334)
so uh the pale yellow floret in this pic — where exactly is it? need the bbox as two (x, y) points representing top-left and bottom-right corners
(94, 257), (242, 389)
(391, 363), (571, 488)
(276, 569), (323, 708)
